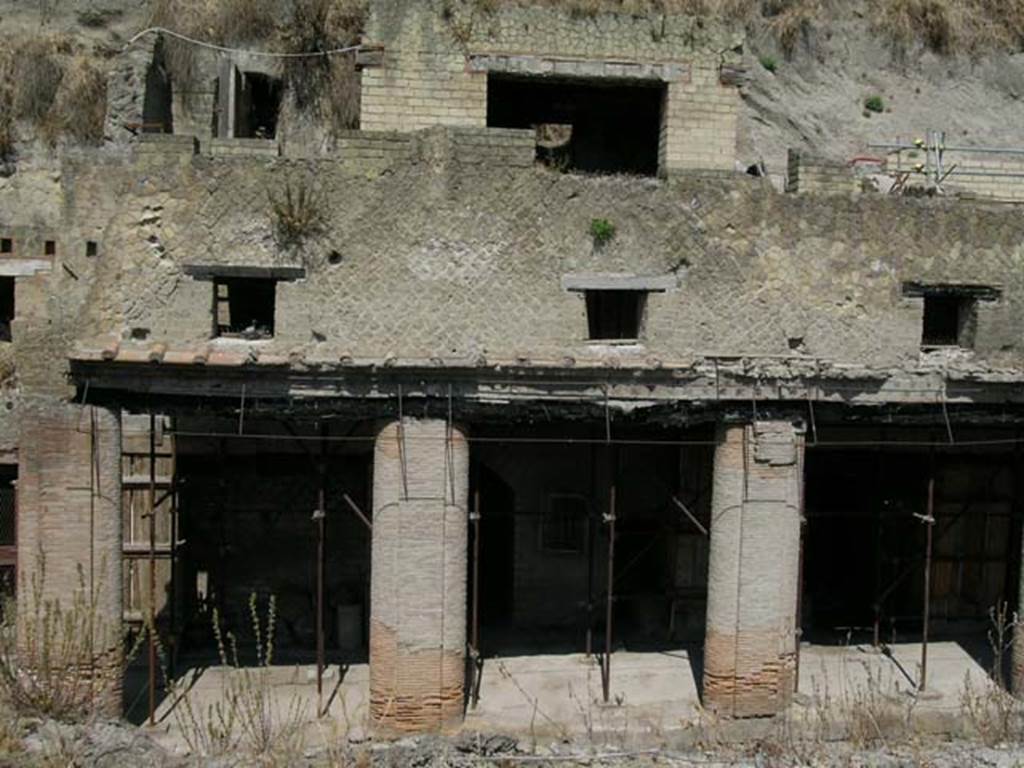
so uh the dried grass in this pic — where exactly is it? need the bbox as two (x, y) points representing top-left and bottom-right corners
(481, 0), (1024, 54)
(166, 594), (308, 763)
(0, 554), (128, 722)
(44, 56), (108, 146)
(0, 35), (108, 150)
(282, 0), (367, 131)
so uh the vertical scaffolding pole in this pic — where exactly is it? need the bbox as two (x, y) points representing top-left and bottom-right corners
(920, 451), (935, 692)
(586, 443), (596, 657)
(315, 421), (327, 716)
(469, 488), (481, 708)
(794, 436), (806, 692)
(148, 412), (157, 727)
(872, 448), (884, 648)
(168, 420), (178, 680)
(602, 483), (617, 704)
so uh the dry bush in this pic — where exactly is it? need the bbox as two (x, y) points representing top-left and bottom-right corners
(44, 56), (108, 146)
(282, 0), (367, 131)
(9, 39), (65, 123)
(168, 593), (307, 763)
(0, 35), (108, 150)
(268, 178), (325, 249)
(867, 0), (1024, 54)
(0, 556), (124, 722)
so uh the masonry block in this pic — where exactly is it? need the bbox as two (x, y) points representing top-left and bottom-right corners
(369, 418), (468, 733)
(704, 421), (803, 717)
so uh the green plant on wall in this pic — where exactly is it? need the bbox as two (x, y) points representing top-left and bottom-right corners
(590, 218), (616, 247)
(864, 95), (885, 114)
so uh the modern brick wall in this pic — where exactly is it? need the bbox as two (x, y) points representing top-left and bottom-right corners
(787, 149), (860, 196)
(361, 51), (487, 132)
(369, 418), (468, 733)
(660, 64), (740, 176)
(704, 421), (803, 717)
(16, 399), (122, 715)
(361, 3), (740, 175)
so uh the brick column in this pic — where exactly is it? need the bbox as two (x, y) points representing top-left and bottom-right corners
(703, 420), (803, 717)
(17, 399), (123, 716)
(1013, 522), (1024, 697)
(369, 418), (468, 733)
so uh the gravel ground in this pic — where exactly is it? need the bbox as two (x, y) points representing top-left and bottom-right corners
(6, 720), (1024, 768)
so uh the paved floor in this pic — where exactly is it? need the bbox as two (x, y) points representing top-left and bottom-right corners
(142, 640), (996, 750)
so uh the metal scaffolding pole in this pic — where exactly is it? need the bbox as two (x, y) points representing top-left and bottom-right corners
(315, 421), (327, 716)
(469, 488), (481, 708)
(794, 438), (806, 692)
(602, 482), (617, 704)
(920, 453), (936, 692)
(148, 412), (157, 727)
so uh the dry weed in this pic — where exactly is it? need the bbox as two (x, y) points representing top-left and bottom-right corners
(167, 593), (308, 763)
(44, 56), (107, 146)
(0, 554), (125, 722)
(268, 178), (325, 250)
(282, 0), (366, 131)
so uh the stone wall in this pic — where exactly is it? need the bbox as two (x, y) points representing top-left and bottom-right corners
(31, 129), (1024, 377)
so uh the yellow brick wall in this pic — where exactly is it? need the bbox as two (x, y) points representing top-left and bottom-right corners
(659, 64), (739, 175)
(360, 51), (487, 132)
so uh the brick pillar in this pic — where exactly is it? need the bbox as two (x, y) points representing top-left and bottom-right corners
(703, 420), (803, 717)
(17, 400), (123, 716)
(1013, 522), (1024, 697)
(369, 418), (468, 733)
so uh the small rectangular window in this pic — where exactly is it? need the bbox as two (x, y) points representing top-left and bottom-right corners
(0, 278), (14, 342)
(0, 239), (11, 255)
(86, 241), (98, 258)
(542, 495), (587, 553)
(585, 290), (646, 341)
(213, 277), (276, 339)
(904, 282), (999, 350)
(44, 240), (56, 256)
(922, 295), (971, 347)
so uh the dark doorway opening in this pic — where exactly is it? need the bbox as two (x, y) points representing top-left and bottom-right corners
(0, 465), (16, 608)
(235, 71), (283, 140)
(803, 441), (1019, 650)
(469, 425), (711, 658)
(143, 37), (174, 134)
(174, 423), (373, 665)
(487, 75), (664, 176)
(0, 277), (14, 342)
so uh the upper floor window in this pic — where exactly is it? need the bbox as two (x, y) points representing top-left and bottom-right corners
(487, 74), (663, 176)
(213, 277), (276, 340)
(586, 290), (646, 341)
(903, 282), (1001, 350)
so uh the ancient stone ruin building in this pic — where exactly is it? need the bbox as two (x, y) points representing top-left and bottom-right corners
(2, 0), (1024, 736)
